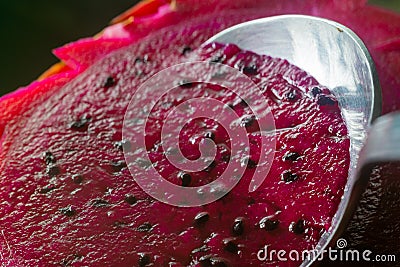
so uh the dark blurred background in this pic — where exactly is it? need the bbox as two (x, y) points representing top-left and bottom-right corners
(0, 0), (398, 96)
(0, 0), (138, 95)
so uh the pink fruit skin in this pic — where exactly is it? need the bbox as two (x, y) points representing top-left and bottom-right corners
(0, 0), (399, 266)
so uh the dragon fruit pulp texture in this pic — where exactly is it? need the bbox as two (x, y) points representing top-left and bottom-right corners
(2, 0), (400, 127)
(0, 39), (350, 267)
(0, 0), (399, 266)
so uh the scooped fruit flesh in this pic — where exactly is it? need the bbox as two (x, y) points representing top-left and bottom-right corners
(2, 0), (400, 266)
(0, 40), (349, 266)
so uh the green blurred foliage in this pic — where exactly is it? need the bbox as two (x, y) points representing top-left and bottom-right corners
(0, 0), (398, 96)
(370, 0), (400, 12)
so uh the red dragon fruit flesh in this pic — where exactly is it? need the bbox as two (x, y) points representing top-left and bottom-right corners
(0, 40), (350, 266)
(1, 0), (400, 266)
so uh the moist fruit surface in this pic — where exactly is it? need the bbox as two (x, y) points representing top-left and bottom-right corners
(1, 0), (400, 266)
(0, 41), (349, 266)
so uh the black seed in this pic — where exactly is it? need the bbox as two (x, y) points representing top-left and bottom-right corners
(232, 217), (244, 236)
(290, 219), (306, 234)
(178, 171), (192, 187)
(204, 131), (215, 140)
(46, 165), (61, 177)
(221, 153), (230, 163)
(113, 221), (128, 228)
(104, 188), (113, 195)
(247, 197), (255, 205)
(259, 217), (279, 231)
(282, 171), (298, 183)
(247, 158), (257, 169)
(70, 115), (91, 131)
(223, 238), (239, 253)
(138, 253), (151, 267)
(39, 184), (56, 194)
(110, 160), (127, 172)
(114, 140), (131, 151)
(178, 80), (193, 88)
(311, 87), (322, 96)
(43, 151), (56, 165)
(286, 90), (298, 101)
(135, 55), (149, 63)
(242, 65), (258, 75)
(210, 55), (224, 63)
(240, 156), (256, 169)
(103, 76), (115, 88)
(137, 222), (153, 232)
(204, 161), (216, 172)
(317, 95), (336, 106)
(91, 198), (110, 207)
(60, 205), (76, 217)
(283, 152), (300, 161)
(124, 194), (137, 205)
(199, 255), (228, 267)
(72, 174), (84, 184)
(114, 142), (123, 151)
(181, 46), (192, 55)
(194, 212), (210, 226)
(241, 115), (256, 128)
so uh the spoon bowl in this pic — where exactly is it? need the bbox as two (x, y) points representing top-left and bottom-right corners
(206, 15), (382, 265)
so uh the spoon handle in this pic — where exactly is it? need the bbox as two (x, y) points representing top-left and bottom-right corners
(355, 111), (400, 203)
(355, 111), (400, 204)
(335, 112), (400, 242)
(360, 112), (400, 164)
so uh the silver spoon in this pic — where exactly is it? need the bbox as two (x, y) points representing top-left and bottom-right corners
(206, 14), (400, 265)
